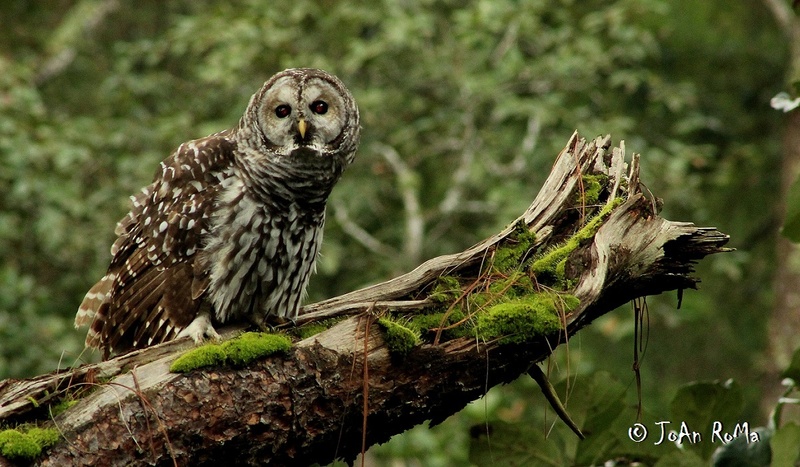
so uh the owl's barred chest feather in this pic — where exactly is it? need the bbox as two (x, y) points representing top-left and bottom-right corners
(203, 176), (325, 324)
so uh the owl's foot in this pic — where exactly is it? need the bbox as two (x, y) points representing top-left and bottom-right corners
(178, 313), (221, 344)
(260, 314), (296, 331)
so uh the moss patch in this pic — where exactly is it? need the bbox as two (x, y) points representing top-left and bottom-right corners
(0, 426), (60, 461)
(487, 271), (534, 298)
(170, 343), (227, 373)
(292, 317), (346, 340)
(170, 332), (291, 373)
(530, 197), (623, 285)
(575, 174), (607, 205)
(25, 427), (60, 450)
(377, 317), (421, 356)
(49, 398), (78, 417)
(429, 276), (462, 303)
(221, 332), (292, 366)
(410, 308), (474, 340)
(476, 293), (579, 344)
(493, 221), (537, 273)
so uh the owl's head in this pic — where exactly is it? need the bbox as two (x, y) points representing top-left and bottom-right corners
(240, 68), (360, 170)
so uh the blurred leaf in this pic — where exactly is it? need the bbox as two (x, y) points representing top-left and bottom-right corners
(573, 372), (679, 465)
(711, 426), (771, 467)
(670, 380), (744, 459)
(469, 420), (569, 466)
(654, 449), (707, 467)
(782, 176), (800, 243)
(770, 422), (800, 467)
(780, 347), (800, 383)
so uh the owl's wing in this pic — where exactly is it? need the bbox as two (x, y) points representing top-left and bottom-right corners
(75, 132), (236, 357)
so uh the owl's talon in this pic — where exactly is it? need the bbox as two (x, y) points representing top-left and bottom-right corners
(178, 314), (221, 344)
(261, 315), (295, 332)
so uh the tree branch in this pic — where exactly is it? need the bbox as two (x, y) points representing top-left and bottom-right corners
(762, 0), (800, 79)
(35, 0), (121, 86)
(376, 143), (425, 265)
(0, 132), (729, 466)
(763, 0), (795, 38)
(438, 107), (477, 215)
(331, 201), (398, 259)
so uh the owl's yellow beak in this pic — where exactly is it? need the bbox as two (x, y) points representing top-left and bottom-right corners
(297, 119), (307, 139)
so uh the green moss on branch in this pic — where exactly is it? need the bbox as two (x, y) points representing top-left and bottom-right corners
(492, 222), (537, 273)
(0, 426), (60, 461)
(170, 332), (291, 373)
(530, 197), (623, 285)
(292, 317), (346, 340)
(476, 293), (579, 344)
(377, 317), (421, 356)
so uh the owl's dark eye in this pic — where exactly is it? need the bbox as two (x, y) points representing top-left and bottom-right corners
(310, 100), (328, 115)
(275, 104), (291, 118)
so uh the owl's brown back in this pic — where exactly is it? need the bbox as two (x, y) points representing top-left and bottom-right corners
(75, 133), (236, 357)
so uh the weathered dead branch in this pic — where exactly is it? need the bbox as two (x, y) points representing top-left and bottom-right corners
(0, 133), (730, 466)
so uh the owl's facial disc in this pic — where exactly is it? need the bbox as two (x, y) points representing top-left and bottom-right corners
(259, 75), (348, 156)
(297, 78), (348, 150)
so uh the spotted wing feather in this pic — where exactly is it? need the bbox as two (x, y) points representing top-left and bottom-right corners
(76, 133), (236, 357)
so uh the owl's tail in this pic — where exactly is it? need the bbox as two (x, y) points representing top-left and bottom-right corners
(75, 273), (114, 348)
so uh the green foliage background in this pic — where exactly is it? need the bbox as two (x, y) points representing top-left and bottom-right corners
(0, 0), (786, 464)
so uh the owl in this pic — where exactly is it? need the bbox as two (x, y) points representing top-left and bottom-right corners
(75, 68), (360, 359)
